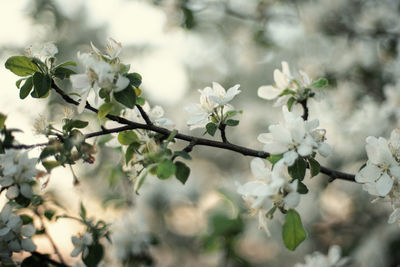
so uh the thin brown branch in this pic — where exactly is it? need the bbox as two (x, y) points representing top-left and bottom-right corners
(34, 209), (66, 265)
(47, 80), (357, 182)
(30, 252), (69, 267)
(135, 104), (153, 125)
(219, 123), (229, 143)
(300, 99), (309, 121)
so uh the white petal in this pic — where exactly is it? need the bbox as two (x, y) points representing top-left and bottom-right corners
(257, 133), (273, 144)
(274, 69), (289, 89)
(82, 232), (93, 245)
(318, 143), (331, 157)
(6, 185), (19, 199)
(355, 163), (381, 183)
(258, 211), (271, 236)
(375, 173), (393, 196)
(21, 224), (36, 237)
(328, 245), (342, 264)
(257, 85), (281, 100)
(284, 192), (300, 209)
(20, 183), (33, 199)
(388, 208), (400, 224)
(281, 61), (291, 78)
(21, 238), (36, 252)
(0, 177), (14, 187)
(283, 151), (298, 166)
(70, 74), (91, 90)
(297, 143), (313, 157)
(264, 142), (289, 155)
(0, 227), (10, 236)
(8, 240), (21, 252)
(269, 125), (292, 145)
(250, 158), (270, 180)
(71, 247), (82, 257)
(389, 166), (400, 179)
(115, 75), (130, 92)
(77, 89), (90, 114)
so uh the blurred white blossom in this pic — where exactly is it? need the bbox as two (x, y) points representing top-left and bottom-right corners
(294, 245), (349, 267)
(70, 232), (93, 258)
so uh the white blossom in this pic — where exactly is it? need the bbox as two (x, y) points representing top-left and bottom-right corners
(71, 232), (93, 258)
(186, 82), (241, 129)
(356, 132), (400, 197)
(0, 150), (38, 200)
(40, 43), (58, 58)
(294, 245), (349, 267)
(258, 106), (330, 166)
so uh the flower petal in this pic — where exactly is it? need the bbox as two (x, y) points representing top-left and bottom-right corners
(375, 173), (393, 196)
(257, 85), (281, 100)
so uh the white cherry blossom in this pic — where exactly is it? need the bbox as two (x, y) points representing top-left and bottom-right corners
(258, 106), (330, 166)
(71, 232), (93, 258)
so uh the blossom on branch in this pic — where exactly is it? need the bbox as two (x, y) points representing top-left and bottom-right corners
(258, 106), (331, 166)
(186, 82), (241, 129)
(257, 61), (326, 107)
(71, 232), (93, 258)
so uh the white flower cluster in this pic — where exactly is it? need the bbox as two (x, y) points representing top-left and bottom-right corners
(259, 106), (331, 166)
(186, 82), (241, 129)
(25, 42), (58, 59)
(0, 150), (39, 200)
(355, 129), (400, 224)
(258, 61), (319, 106)
(294, 245), (349, 267)
(70, 232), (93, 258)
(0, 204), (36, 260)
(122, 102), (174, 128)
(237, 158), (300, 235)
(70, 38), (130, 113)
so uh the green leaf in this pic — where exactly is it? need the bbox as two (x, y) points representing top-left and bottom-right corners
(287, 97), (296, 111)
(288, 157), (307, 181)
(83, 244), (104, 267)
(279, 89), (296, 97)
(297, 181), (309, 194)
(157, 160), (176, 180)
(20, 214), (34, 225)
(79, 202), (87, 220)
(16, 78), (26, 88)
(117, 131), (138, 145)
(206, 122), (217, 136)
(307, 157), (320, 177)
(42, 160), (61, 173)
(175, 161), (190, 184)
(40, 147), (57, 160)
(282, 209), (307, 251)
(225, 110), (238, 118)
(225, 119), (239, 127)
(125, 142), (140, 164)
(44, 209), (56, 221)
(0, 113), (6, 131)
(63, 119), (88, 132)
(55, 61), (77, 68)
(126, 72), (142, 88)
(134, 169), (148, 194)
(267, 154), (283, 165)
(114, 85), (136, 108)
(173, 151), (192, 160)
(32, 72), (51, 98)
(98, 102), (114, 119)
(54, 67), (76, 79)
(5, 56), (40, 77)
(20, 77), (33, 99)
(136, 97), (145, 105)
(166, 130), (178, 143)
(311, 78), (328, 88)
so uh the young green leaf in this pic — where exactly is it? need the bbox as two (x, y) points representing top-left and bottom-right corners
(307, 157), (320, 177)
(98, 102), (114, 119)
(175, 161), (190, 184)
(79, 202), (87, 220)
(134, 169), (148, 195)
(288, 157), (307, 181)
(0, 113), (7, 131)
(126, 72), (142, 88)
(114, 85), (136, 108)
(311, 78), (328, 88)
(117, 131), (138, 145)
(19, 77), (33, 99)
(282, 209), (307, 251)
(32, 72), (51, 98)
(63, 119), (89, 132)
(267, 154), (283, 165)
(54, 67), (76, 79)
(173, 151), (192, 160)
(44, 209), (56, 221)
(279, 89), (296, 97)
(157, 160), (176, 180)
(55, 61), (77, 68)
(287, 97), (296, 111)
(206, 122), (217, 136)
(225, 119), (239, 127)
(5, 56), (40, 77)
(297, 181), (309, 194)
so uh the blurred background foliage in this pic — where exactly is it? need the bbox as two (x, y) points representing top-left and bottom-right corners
(2, 0), (400, 266)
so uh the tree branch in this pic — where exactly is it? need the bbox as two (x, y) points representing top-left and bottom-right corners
(219, 123), (229, 143)
(46, 81), (356, 182)
(135, 104), (153, 125)
(300, 99), (309, 121)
